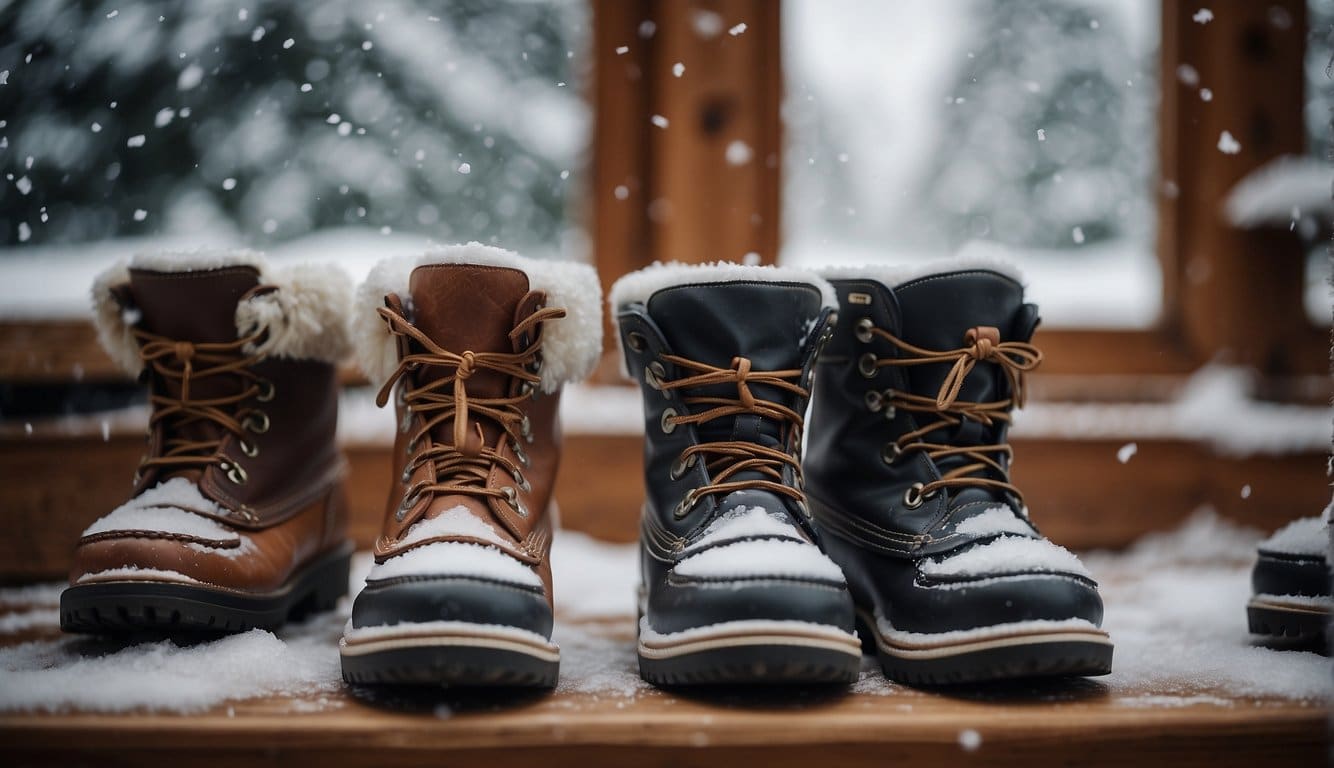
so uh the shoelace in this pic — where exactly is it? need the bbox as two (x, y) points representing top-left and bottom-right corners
(657, 355), (808, 517)
(134, 327), (269, 485)
(374, 305), (566, 521)
(865, 324), (1042, 507)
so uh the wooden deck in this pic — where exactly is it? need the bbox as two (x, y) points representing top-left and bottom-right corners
(1, 613), (1326, 767)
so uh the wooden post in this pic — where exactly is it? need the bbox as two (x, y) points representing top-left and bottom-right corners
(1158, 0), (1321, 376)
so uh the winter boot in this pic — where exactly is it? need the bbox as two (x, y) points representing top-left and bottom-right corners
(340, 245), (600, 687)
(1248, 501), (1331, 643)
(804, 261), (1113, 685)
(612, 263), (862, 686)
(62, 251), (355, 634)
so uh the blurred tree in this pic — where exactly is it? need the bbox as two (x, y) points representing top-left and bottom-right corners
(0, 0), (587, 248)
(914, 0), (1155, 250)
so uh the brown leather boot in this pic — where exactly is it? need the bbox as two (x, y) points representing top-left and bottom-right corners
(61, 251), (355, 635)
(340, 245), (600, 687)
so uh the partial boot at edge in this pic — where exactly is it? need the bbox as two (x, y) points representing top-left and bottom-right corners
(1248, 501), (1332, 644)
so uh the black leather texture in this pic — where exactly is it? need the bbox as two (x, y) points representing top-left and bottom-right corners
(1251, 551), (1331, 598)
(350, 575), (553, 638)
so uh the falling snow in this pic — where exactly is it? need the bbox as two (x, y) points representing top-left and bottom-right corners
(1193, 8), (1214, 24)
(1117, 442), (1138, 464)
(1217, 131), (1241, 155)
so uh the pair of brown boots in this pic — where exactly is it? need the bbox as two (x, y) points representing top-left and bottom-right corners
(62, 246), (601, 688)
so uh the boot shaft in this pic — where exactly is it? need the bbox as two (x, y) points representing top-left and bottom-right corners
(92, 252), (351, 528)
(807, 264), (1040, 531)
(612, 263), (837, 535)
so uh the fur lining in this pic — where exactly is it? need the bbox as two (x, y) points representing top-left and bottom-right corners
(816, 255), (1026, 288)
(608, 261), (839, 311)
(353, 243), (602, 393)
(90, 250), (353, 374)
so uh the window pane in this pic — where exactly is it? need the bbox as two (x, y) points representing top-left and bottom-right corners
(782, 0), (1160, 328)
(0, 1), (590, 265)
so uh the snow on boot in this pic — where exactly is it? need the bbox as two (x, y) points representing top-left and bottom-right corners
(341, 245), (600, 687)
(805, 261), (1112, 685)
(612, 263), (861, 686)
(1248, 501), (1332, 643)
(63, 251), (355, 634)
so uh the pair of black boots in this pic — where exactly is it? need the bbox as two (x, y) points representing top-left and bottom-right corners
(613, 261), (1113, 687)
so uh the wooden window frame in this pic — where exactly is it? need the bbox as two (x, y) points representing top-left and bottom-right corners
(589, 0), (1326, 387)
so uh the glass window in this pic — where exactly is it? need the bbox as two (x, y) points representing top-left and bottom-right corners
(0, 1), (590, 261)
(782, 0), (1160, 328)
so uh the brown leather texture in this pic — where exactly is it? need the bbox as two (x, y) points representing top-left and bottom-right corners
(371, 264), (565, 603)
(69, 266), (349, 595)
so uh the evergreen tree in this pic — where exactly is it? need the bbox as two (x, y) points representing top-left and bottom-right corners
(0, 0), (587, 248)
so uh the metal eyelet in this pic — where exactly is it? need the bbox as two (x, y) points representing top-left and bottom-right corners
(512, 469), (531, 493)
(243, 411), (270, 434)
(239, 439), (260, 458)
(669, 452), (697, 480)
(222, 461), (248, 485)
(518, 380), (537, 399)
(511, 439), (531, 468)
(520, 414), (533, 443)
(858, 353), (878, 379)
(256, 379), (276, 402)
(793, 498), (811, 519)
(881, 443), (902, 465)
(855, 317), (875, 343)
(501, 485), (529, 517)
(626, 331), (647, 353)
(395, 481), (427, 521)
(400, 464), (414, 484)
(660, 407), (678, 434)
(672, 490), (700, 520)
(864, 390), (884, 413)
(904, 482), (935, 509)
(646, 361), (671, 398)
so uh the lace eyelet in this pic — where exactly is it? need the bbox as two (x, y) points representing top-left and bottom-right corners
(858, 353), (878, 379)
(904, 482), (935, 509)
(672, 490), (700, 520)
(880, 443), (902, 465)
(855, 317), (875, 343)
(222, 461), (248, 485)
(511, 439), (531, 468)
(243, 411), (270, 434)
(626, 331), (647, 353)
(864, 390), (884, 413)
(646, 361), (671, 398)
(669, 452), (697, 480)
(395, 482), (426, 521)
(512, 469), (531, 493)
(660, 408), (678, 434)
(256, 379), (276, 402)
(239, 439), (259, 458)
(501, 485), (529, 517)
(520, 414), (533, 443)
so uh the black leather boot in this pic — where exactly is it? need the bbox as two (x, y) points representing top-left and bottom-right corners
(1248, 503), (1331, 643)
(805, 262), (1112, 685)
(612, 263), (862, 686)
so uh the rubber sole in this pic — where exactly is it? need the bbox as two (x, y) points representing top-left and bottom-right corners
(856, 611), (1113, 687)
(1247, 597), (1330, 642)
(59, 542), (354, 635)
(637, 620), (862, 686)
(340, 625), (560, 687)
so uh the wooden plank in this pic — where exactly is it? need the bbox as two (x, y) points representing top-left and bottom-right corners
(2, 425), (1325, 579)
(0, 618), (1323, 767)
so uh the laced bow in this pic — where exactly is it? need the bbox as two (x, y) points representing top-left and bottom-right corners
(374, 305), (565, 519)
(134, 327), (269, 480)
(867, 324), (1042, 504)
(658, 354), (809, 513)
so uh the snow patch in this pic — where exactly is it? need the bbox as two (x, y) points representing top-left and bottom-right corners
(1258, 515), (1329, 558)
(367, 541), (542, 589)
(398, 505), (513, 550)
(922, 537), (1091, 579)
(673, 539), (845, 583)
(82, 478), (235, 542)
(953, 506), (1033, 537)
(685, 506), (805, 552)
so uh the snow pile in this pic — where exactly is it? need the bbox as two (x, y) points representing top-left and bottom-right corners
(922, 537), (1091, 579)
(0, 613), (344, 713)
(686, 505), (808, 550)
(398, 506), (515, 551)
(953, 506), (1034, 537)
(673, 539), (846, 583)
(1224, 154), (1333, 227)
(367, 541), (542, 589)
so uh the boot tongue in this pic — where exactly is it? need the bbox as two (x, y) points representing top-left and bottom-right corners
(407, 263), (531, 445)
(646, 280), (824, 446)
(892, 270), (1028, 509)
